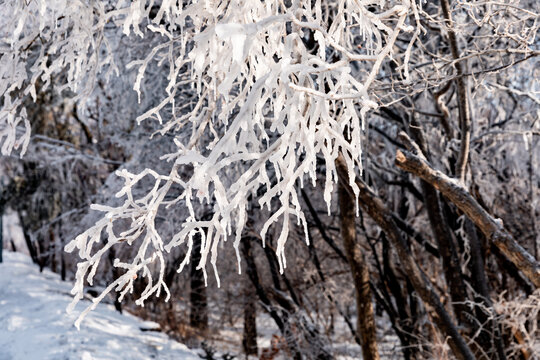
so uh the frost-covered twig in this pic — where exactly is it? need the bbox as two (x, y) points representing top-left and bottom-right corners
(2, 0), (417, 326)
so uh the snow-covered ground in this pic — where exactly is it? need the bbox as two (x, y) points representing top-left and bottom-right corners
(0, 251), (199, 360)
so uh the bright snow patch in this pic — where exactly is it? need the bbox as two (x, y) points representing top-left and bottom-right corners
(0, 251), (199, 360)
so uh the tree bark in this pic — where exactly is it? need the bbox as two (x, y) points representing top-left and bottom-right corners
(190, 233), (208, 333)
(242, 276), (258, 357)
(337, 174), (380, 360)
(0, 214), (3, 263)
(59, 220), (66, 281)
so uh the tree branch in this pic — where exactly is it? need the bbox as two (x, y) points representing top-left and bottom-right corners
(394, 141), (540, 288)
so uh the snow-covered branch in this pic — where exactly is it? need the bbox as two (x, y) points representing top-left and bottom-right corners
(2, 0), (417, 325)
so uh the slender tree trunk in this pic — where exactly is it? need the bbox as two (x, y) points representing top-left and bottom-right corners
(17, 211), (39, 265)
(465, 219), (506, 360)
(36, 233), (46, 272)
(421, 179), (471, 323)
(49, 227), (57, 273)
(338, 174), (380, 360)
(0, 213), (3, 263)
(242, 278), (258, 357)
(59, 220), (66, 281)
(368, 230), (417, 360)
(190, 233), (208, 333)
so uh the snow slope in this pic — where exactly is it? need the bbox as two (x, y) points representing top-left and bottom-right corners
(0, 251), (199, 360)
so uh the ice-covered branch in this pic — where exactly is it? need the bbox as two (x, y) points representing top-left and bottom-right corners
(1, 0), (417, 325)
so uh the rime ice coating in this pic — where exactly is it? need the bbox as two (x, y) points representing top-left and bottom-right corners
(1, 0), (416, 327)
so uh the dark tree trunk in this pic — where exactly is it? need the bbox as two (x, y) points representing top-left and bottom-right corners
(49, 226), (57, 274)
(337, 177), (380, 360)
(190, 232), (208, 333)
(17, 211), (39, 265)
(0, 213), (3, 263)
(465, 219), (506, 360)
(242, 278), (258, 357)
(421, 184), (470, 322)
(60, 250), (66, 282)
(36, 233), (46, 272)
(59, 221), (66, 281)
(366, 229), (417, 360)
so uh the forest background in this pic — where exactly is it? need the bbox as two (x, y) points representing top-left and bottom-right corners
(0, 0), (539, 359)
